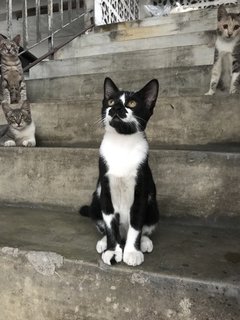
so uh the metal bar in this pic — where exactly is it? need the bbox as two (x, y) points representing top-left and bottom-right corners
(6, 0), (13, 39)
(23, 23), (94, 72)
(60, 0), (64, 27)
(36, 0), (41, 42)
(76, 0), (80, 16)
(68, 0), (72, 22)
(22, 0), (28, 49)
(19, 11), (87, 57)
(48, 0), (54, 58)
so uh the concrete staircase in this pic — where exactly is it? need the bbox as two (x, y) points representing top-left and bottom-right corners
(0, 7), (240, 320)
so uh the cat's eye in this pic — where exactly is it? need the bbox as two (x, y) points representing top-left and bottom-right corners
(108, 99), (115, 106)
(223, 24), (228, 29)
(127, 100), (137, 108)
(234, 25), (240, 30)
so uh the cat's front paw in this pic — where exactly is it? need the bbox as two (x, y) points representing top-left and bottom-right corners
(22, 140), (35, 147)
(140, 236), (153, 253)
(101, 244), (122, 265)
(205, 90), (215, 96)
(123, 250), (144, 266)
(4, 140), (16, 147)
(96, 236), (107, 253)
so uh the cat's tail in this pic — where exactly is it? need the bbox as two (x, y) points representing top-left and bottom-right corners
(79, 205), (91, 217)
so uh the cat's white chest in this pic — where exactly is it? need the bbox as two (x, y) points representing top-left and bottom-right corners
(100, 130), (148, 230)
(13, 121), (35, 143)
(216, 37), (238, 54)
(100, 130), (148, 178)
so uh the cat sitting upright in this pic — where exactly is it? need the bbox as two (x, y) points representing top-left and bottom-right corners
(0, 100), (36, 147)
(206, 5), (240, 95)
(0, 34), (27, 103)
(80, 78), (159, 267)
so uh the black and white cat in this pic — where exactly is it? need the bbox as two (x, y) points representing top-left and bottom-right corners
(80, 78), (159, 266)
(206, 5), (240, 95)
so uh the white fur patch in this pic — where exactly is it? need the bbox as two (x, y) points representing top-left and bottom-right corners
(120, 93), (126, 105)
(101, 244), (122, 265)
(216, 37), (239, 54)
(100, 130), (148, 235)
(12, 121), (36, 146)
(4, 140), (16, 147)
(140, 236), (153, 253)
(96, 236), (107, 253)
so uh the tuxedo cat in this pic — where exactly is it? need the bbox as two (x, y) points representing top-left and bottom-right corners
(0, 100), (36, 147)
(206, 5), (240, 95)
(80, 78), (159, 266)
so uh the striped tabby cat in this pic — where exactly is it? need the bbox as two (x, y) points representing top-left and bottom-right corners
(0, 100), (36, 147)
(0, 34), (27, 103)
(206, 5), (240, 95)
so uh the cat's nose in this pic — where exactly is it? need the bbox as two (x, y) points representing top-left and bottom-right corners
(228, 33), (233, 38)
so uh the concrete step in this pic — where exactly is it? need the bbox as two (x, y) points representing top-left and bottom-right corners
(26, 65), (212, 99)
(55, 30), (215, 60)
(0, 147), (239, 220)
(55, 5), (240, 59)
(29, 45), (214, 79)
(1, 96), (239, 148)
(0, 207), (239, 320)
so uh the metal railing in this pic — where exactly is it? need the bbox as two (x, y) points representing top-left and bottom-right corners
(4, 0), (94, 70)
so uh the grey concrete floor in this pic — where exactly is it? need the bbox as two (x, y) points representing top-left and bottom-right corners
(0, 206), (239, 286)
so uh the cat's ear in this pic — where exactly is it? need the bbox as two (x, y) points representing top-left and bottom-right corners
(21, 100), (31, 113)
(0, 34), (5, 44)
(2, 101), (11, 115)
(218, 5), (228, 21)
(104, 77), (119, 100)
(12, 34), (21, 46)
(137, 79), (159, 113)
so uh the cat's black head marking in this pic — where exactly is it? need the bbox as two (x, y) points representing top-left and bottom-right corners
(102, 77), (159, 135)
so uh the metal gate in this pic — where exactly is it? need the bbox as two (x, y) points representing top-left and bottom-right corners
(95, 0), (140, 25)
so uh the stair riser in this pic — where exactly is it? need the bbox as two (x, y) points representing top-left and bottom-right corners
(0, 148), (239, 219)
(55, 31), (215, 59)
(26, 66), (212, 100)
(29, 45), (213, 79)
(0, 249), (238, 320)
(1, 96), (239, 148)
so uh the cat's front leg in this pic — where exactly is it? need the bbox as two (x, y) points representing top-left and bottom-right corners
(101, 213), (122, 265)
(2, 87), (11, 104)
(20, 81), (27, 102)
(123, 226), (144, 266)
(230, 72), (240, 94)
(205, 53), (222, 95)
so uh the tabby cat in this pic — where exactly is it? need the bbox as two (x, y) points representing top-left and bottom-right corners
(0, 100), (36, 147)
(206, 5), (240, 95)
(0, 34), (27, 103)
(80, 78), (159, 266)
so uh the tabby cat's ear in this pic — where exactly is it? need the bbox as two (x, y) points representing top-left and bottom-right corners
(137, 79), (159, 114)
(218, 5), (228, 21)
(12, 34), (21, 46)
(2, 101), (11, 115)
(21, 100), (31, 112)
(0, 34), (5, 44)
(104, 77), (119, 100)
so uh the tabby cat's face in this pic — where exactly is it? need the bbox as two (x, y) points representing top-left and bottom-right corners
(217, 5), (240, 40)
(2, 101), (32, 130)
(0, 35), (20, 57)
(102, 78), (159, 135)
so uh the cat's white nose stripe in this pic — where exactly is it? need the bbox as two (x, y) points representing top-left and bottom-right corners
(120, 94), (125, 105)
